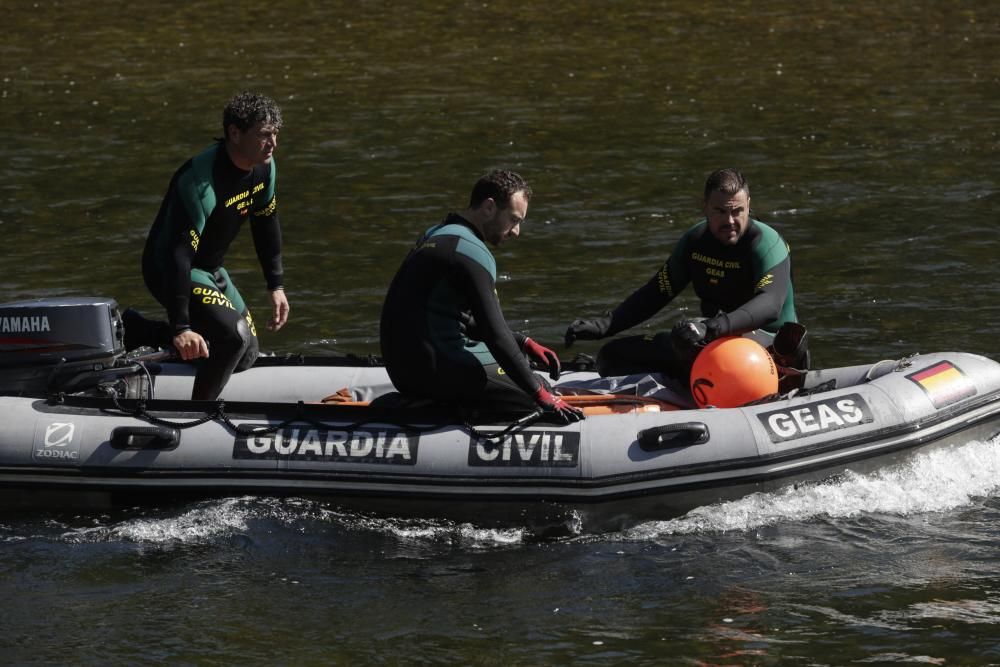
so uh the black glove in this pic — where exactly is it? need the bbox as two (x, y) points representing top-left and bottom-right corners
(704, 315), (727, 343)
(564, 314), (612, 347)
(457, 311), (482, 340)
(670, 319), (708, 367)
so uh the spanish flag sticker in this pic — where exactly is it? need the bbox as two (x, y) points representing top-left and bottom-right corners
(906, 361), (976, 409)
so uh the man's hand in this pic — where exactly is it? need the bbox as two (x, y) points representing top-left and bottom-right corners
(671, 319), (708, 348)
(457, 311), (482, 340)
(533, 387), (585, 424)
(522, 337), (561, 380)
(564, 314), (611, 347)
(173, 330), (210, 361)
(703, 315), (727, 342)
(669, 319), (708, 367)
(268, 288), (289, 331)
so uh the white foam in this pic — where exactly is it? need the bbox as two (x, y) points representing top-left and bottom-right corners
(623, 438), (1000, 539)
(56, 439), (1000, 545)
(380, 518), (527, 547)
(64, 497), (258, 544)
(60, 496), (532, 548)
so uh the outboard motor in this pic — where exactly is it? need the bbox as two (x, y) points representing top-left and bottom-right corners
(0, 297), (151, 397)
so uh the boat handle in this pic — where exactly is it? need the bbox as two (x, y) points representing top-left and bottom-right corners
(637, 422), (709, 451)
(110, 426), (180, 450)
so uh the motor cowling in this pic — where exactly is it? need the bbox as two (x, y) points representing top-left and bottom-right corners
(0, 297), (126, 396)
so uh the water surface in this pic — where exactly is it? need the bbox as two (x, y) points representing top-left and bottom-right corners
(2, 1), (999, 663)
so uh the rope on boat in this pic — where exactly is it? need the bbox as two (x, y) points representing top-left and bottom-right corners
(95, 395), (543, 443)
(74, 352), (928, 443)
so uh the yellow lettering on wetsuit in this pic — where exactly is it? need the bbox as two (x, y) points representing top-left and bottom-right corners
(656, 264), (674, 296)
(189, 229), (200, 251)
(252, 182), (265, 195)
(691, 252), (723, 267)
(756, 274), (774, 289)
(191, 286), (236, 310)
(692, 253), (742, 271)
(254, 196), (277, 217)
(224, 190), (250, 208)
(245, 311), (257, 337)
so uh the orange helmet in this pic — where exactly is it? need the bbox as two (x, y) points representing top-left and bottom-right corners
(690, 337), (778, 408)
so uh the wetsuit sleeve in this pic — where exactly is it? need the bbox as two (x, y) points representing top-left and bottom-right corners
(606, 241), (690, 337)
(167, 234), (196, 331)
(717, 255), (792, 335)
(250, 161), (284, 290)
(250, 215), (283, 290)
(453, 255), (541, 397)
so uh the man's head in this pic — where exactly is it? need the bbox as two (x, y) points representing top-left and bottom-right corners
(222, 91), (283, 170)
(703, 167), (751, 246)
(467, 169), (532, 246)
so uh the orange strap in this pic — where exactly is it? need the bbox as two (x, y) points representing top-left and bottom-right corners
(561, 393), (681, 414)
(319, 389), (681, 414)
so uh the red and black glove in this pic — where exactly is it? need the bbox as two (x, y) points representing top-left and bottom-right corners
(533, 387), (585, 424)
(522, 337), (561, 381)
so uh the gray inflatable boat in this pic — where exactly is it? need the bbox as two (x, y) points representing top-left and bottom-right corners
(2, 297), (999, 533)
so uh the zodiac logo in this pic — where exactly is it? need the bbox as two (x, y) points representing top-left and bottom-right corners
(44, 422), (75, 448)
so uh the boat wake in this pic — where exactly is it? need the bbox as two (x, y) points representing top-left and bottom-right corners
(52, 496), (535, 548)
(623, 437), (1000, 540)
(26, 437), (999, 548)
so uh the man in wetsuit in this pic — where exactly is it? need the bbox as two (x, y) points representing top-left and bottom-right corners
(132, 91), (289, 400)
(565, 167), (807, 378)
(379, 169), (583, 423)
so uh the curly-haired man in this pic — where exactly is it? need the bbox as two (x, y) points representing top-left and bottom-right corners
(133, 91), (289, 400)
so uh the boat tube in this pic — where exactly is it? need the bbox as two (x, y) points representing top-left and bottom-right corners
(1, 296), (998, 533)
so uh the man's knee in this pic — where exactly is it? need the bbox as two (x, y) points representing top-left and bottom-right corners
(769, 322), (809, 370)
(233, 317), (259, 372)
(234, 317), (260, 373)
(202, 315), (257, 371)
(597, 333), (677, 377)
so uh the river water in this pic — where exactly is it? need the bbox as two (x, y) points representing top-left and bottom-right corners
(3, 1), (999, 663)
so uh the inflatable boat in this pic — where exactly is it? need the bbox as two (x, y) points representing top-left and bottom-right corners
(2, 297), (999, 533)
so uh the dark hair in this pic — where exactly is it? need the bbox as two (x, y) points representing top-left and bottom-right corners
(469, 169), (532, 210)
(223, 91), (283, 134)
(704, 167), (749, 200)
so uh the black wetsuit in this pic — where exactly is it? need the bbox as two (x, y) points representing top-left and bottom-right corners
(598, 218), (799, 376)
(379, 214), (542, 411)
(141, 141), (283, 400)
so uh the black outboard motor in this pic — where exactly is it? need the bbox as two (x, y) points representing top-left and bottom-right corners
(0, 297), (147, 397)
